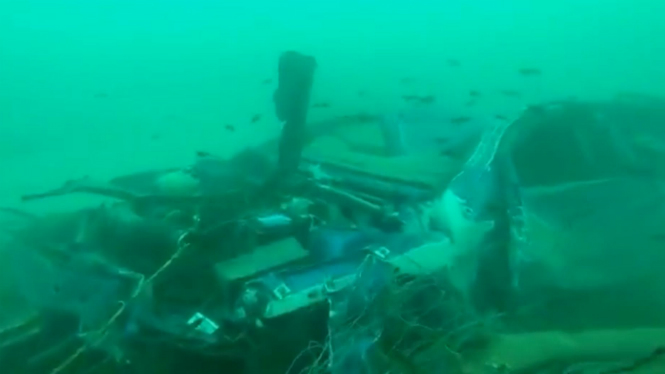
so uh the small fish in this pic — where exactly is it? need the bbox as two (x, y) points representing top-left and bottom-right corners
(260, 78), (272, 85)
(465, 100), (477, 107)
(399, 77), (416, 85)
(469, 90), (481, 97)
(419, 95), (436, 104)
(357, 90), (366, 97)
(518, 67), (542, 76)
(525, 104), (547, 114)
(439, 149), (454, 157)
(250, 114), (262, 123)
(93, 92), (109, 99)
(311, 102), (331, 108)
(150, 133), (161, 141)
(500, 90), (522, 98)
(450, 116), (472, 124)
(224, 124), (236, 132)
(446, 59), (461, 67)
(494, 115), (509, 121)
(341, 113), (378, 123)
(354, 113), (378, 123)
(195, 151), (211, 158)
(649, 233), (665, 242)
(402, 95), (436, 105)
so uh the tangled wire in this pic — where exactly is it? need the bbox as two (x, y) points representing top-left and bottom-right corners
(286, 250), (498, 374)
(48, 231), (193, 374)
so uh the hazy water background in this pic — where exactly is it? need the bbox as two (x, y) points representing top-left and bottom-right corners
(1, 0), (664, 212)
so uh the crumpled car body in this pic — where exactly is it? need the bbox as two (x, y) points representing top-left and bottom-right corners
(437, 96), (665, 332)
(504, 97), (665, 295)
(0, 113), (478, 373)
(5, 95), (665, 373)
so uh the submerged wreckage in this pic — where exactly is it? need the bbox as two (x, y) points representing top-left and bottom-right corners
(2, 53), (665, 373)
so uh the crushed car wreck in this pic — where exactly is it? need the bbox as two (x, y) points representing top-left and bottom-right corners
(3, 52), (665, 374)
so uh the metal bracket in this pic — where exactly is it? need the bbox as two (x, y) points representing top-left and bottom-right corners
(272, 283), (292, 300)
(371, 246), (391, 260)
(187, 312), (220, 335)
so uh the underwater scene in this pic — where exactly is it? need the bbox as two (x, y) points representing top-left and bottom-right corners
(2, 0), (665, 373)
